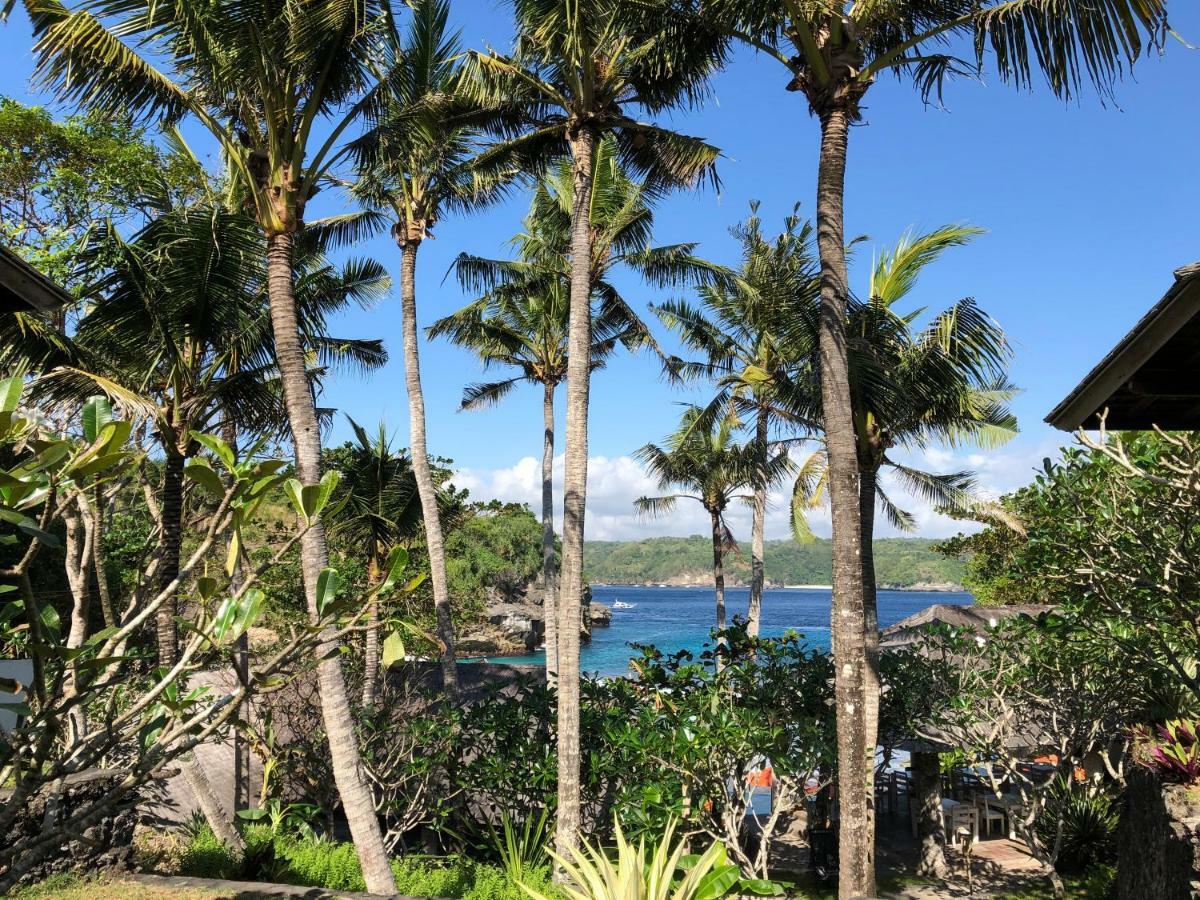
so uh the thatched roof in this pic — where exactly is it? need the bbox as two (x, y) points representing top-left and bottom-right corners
(880, 603), (1053, 649)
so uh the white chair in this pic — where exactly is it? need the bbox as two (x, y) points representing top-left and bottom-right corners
(946, 804), (977, 847)
(974, 794), (1006, 838)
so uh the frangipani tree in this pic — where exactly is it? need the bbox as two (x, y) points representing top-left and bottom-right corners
(0, 379), (398, 889)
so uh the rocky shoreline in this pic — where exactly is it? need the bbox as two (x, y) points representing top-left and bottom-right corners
(457, 594), (613, 658)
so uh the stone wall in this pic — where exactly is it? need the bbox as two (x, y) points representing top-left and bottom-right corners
(5, 769), (140, 885)
(1117, 768), (1200, 899)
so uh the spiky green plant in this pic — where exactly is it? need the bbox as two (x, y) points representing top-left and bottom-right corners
(519, 819), (735, 900)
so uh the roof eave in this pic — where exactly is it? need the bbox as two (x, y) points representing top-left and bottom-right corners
(1046, 262), (1200, 431)
(0, 245), (74, 313)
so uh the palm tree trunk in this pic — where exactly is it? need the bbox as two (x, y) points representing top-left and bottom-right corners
(265, 230), (396, 896)
(815, 101), (874, 899)
(860, 465), (882, 867)
(554, 126), (597, 872)
(710, 510), (726, 633)
(398, 238), (458, 697)
(157, 440), (246, 854)
(182, 753), (245, 852)
(362, 555), (382, 708)
(747, 409), (768, 637)
(156, 448), (185, 667)
(541, 380), (558, 684)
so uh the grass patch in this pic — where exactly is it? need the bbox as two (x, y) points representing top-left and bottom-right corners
(999, 865), (1115, 899)
(16, 874), (224, 899)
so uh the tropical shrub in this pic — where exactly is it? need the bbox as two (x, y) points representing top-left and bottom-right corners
(938, 431), (1200, 714)
(594, 627), (834, 878)
(1133, 719), (1200, 784)
(0, 381), (354, 891)
(178, 825), (554, 900)
(1034, 779), (1119, 874)
(178, 826), (242, 881)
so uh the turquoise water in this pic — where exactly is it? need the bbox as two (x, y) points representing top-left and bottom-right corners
(481, 585), (972, 677)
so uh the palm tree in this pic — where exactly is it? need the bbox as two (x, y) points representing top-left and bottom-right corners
(347, 0), (523, 697)
(22, 198), (386, 853)
(432, 140), (719, 681)
(653, 203), (817, 637)
(705, 3), (1168, 891)
(634, 409), (764, 645)
(325, 419), (424, 708)
(15, 0), (398, 869)
(47, 203), (387, 660)
(458, 0), (724, 860)
(790, 223), (1017, 878)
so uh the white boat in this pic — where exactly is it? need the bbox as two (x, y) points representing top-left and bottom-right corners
(612, 600), (635, 609)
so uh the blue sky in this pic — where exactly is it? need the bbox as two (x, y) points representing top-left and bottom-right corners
(3, 3), (1198, 540)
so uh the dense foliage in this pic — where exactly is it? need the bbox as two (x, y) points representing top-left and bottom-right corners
(446, 502), (550, 608)
(0, 96), (203, 286)
(237, 628), (833, 881)
(584, 536), (963, 588)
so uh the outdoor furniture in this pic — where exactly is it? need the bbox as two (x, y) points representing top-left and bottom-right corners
(975, 794), (1007, 837)
(943, 799), (978, 847)
(988, 793), (1027, 840)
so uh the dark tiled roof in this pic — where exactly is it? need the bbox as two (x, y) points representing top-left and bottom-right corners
(0, 245), (72, 313)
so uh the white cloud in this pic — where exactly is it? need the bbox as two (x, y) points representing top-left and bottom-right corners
(450, 438), (1063, 542)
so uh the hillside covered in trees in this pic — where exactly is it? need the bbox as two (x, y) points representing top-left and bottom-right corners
(584, 536), (965, 589)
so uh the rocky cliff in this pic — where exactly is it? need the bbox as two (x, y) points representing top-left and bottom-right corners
(456, 582), (612, 658)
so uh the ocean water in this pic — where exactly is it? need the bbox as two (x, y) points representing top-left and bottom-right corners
(482, 584), (972, 677)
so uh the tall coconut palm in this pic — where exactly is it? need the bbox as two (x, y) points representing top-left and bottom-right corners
(459, 0), (725, 860)
(705, 3), (1168, 892)
(653, 203), (817, 637)
(348, 0), (522, 697)
(432, 140), (721, 681)
(17, 0), (402, 879)
(634, 408), (765, 645)
(793, 224), (1016, 715)
(790, 224), (1017, 882)
(325, 419), (425, 708)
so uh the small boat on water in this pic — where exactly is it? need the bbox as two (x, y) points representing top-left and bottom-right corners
(612, 600), (635, 609)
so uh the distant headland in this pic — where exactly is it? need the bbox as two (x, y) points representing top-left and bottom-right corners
(584, 535), (965, 591)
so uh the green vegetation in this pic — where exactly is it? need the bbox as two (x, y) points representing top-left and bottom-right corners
(180, 823), (556, 900)
(0, 0), (1177, 891)
(0, 96), (203, 287)
(446, 502), (549, 608)
(585, 536), (964, 589)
